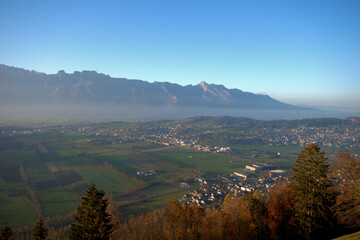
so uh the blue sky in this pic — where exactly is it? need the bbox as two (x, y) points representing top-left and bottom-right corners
(1, 0), (359, 108)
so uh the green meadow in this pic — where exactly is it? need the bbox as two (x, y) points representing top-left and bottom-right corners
(150, 147), (246, 176)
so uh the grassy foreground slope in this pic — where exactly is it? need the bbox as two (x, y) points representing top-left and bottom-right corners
(333, 231), (360, 240)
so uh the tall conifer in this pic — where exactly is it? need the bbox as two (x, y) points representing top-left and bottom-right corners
(32, 218), (48, 240)
(70, 184), (113, 240)
(0, 223), (15, 240)
(290, 144), (334, 240)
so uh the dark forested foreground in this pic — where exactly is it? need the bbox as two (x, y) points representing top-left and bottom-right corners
(2, 144), (360, 240)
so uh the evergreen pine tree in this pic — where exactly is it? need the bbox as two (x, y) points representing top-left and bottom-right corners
(32, 218), (48, 240)
(290, 144), (334, 240)
(0, 223), (15, 240)
(70, 184), (113, 240)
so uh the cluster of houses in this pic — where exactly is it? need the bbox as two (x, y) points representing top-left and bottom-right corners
(233, 163), (286, 179)
(73, 117), (360, 150)
(87, 138), (126, 145)
(136, 169), (158, 176)
(182, 142), (232, 153)
(179, 163), (289, 207)
(1, 125), (62, 136)
(147, 137), (233, 153)
(240, 125), (360, 148)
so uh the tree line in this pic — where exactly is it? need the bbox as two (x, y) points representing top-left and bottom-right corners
(1, 144), (360, 240)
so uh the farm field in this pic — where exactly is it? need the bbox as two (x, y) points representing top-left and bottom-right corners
(1, 133), (250, 225)
(0, 125), (350, 226)
(149, 147), (246, 176)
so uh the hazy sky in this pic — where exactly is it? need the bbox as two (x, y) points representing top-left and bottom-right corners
(1, 0), (359, 108)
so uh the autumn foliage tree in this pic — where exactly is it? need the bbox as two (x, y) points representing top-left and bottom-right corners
(201, 209), (224, 240)
(267, 182), (298, 240)
(222, 194), (255, 240)
(330, 152), (360, 229)
(163, 198), (204, 240)
(163, 198), (185, 240)
(116, 210), (165, 240)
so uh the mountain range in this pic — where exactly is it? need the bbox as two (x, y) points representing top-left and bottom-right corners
(0, 64), (317, 121)
(0, 64), (296, 108)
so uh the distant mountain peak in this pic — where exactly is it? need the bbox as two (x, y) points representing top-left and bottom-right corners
(199, 81), (207, 87)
